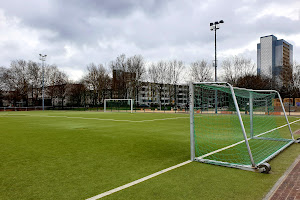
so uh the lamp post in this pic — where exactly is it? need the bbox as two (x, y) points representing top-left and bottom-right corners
(210, 20), (224, 114)
(39, 54), (47, 111)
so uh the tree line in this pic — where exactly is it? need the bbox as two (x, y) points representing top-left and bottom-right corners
(221, 56), (300, 98)
(0, 60), (68, 107)
(0, 54), (299, 108)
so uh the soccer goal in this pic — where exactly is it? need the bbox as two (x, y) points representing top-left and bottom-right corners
(189, 82), (297, 173)
(104, 99), (134, 113)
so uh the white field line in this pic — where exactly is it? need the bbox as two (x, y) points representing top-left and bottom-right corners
(132, 117), (190, 122)
(198, 140), (246, 159)
(255, 119), (300, 137)
(0, 114), (189, 123)
(86, 160), (192, 200)
(198, 118), (300, 159)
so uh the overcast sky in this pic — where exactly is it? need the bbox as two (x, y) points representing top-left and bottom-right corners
(0, 0), (300, 81)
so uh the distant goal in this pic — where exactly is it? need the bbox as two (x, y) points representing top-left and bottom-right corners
(189, 82), (296, 173)
(104, 99), (134, 113)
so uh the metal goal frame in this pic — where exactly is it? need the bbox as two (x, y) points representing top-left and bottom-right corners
(189, 82), (296, 172)
(104, 99), (134, 113)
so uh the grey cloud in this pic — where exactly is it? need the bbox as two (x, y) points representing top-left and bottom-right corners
(0, 0), (299, 80)
(1, 0), (168, 42)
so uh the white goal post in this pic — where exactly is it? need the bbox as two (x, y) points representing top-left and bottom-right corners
(189, 82), (296, 173)
(104, 99), (134, 113)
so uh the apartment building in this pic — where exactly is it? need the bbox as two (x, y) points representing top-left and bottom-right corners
(257, 35), (293, 79)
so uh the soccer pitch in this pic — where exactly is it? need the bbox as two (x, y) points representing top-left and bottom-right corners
(0, 111), (299, 200)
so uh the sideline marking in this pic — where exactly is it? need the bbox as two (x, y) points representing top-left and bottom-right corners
(199, 118), (300, 159)
(86, 120), (300, 200)
(0, 114), (189, 123)
(86, 160), (191, 200)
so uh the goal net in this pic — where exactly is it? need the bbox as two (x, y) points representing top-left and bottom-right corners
(104, 99), (133, 113)
(190, 82), (295, 172)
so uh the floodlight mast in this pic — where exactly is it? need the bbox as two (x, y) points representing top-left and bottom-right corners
(39, 54), (47, 111)
(210, 20), (224, 114)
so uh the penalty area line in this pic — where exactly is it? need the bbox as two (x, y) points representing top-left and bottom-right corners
(85, 160), (192, 200)
(3, 114), (189, 123)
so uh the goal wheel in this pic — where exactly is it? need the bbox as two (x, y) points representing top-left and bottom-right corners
(295, 138), (300, 143)
(258, 163), (271, 173)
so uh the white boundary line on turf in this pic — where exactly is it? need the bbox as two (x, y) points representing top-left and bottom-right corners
(85, 160), (191, 200)
(0, 114), (189, 123)
(199, 118), (300, 159)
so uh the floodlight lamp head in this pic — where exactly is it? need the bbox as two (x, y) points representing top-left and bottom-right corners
(219, 20), (224, 23)
(210, 23), (214, 31)
(215, 21), (219, 24)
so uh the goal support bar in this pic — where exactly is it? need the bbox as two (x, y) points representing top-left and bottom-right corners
(227, 83), (256, 167)
(189, 82), (195, 161)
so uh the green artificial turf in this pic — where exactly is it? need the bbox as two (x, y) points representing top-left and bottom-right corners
(0, 111), (299, 200)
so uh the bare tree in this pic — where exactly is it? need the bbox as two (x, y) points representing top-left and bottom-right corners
(170, 60), (185, 84)
(148, 63), (159, 83)
(222, 56), (256, 85)
(55, 71), (68, 108)
(190, 60), (213, 82)
(109, 54), (146, 101)
(110, 54), (128, 99)
(84, 63), (100, 106)
(0, 67), (5, 88)
(148, 61), (168, 109)
(0, 67), (6, 106)
(293, 62), (300, 90)
(2, 60), (29, 106)
(46, 65), (61, 106)
(84, 63), (110, 106)
(27, 61), (42, 106)
(0, 60), (69, 107)
(292, 62), (300, 98)
(67, 81), (87, 106)
(236, 75), (272, 90)
(43, 65), (68, 107)
(147, 63), (159, 107)
(167, 60), (185, 108)
(127, 55), (146, 102)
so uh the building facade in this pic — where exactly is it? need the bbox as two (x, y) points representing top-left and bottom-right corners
(138, 82), (189, 109)
(257, 35), (293, 78)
